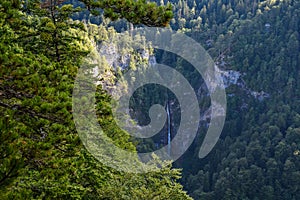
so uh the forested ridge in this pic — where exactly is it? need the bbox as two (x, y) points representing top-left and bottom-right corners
(159, 0), (300, 199)
(1, 0), (300, 199)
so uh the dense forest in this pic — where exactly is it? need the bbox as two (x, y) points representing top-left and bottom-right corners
(1, 0), (300, 199)
(163, 0), (300, 199)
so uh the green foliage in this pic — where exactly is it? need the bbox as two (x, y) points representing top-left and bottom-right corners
(0, 0), (192, 199)
(0, 113), (24, 193)
(82, 0), (173, 27)
(154, 0), (300, 199)
(3, 0), (299, 199)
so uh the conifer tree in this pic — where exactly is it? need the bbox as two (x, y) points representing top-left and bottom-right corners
(0, 1), (192, 199)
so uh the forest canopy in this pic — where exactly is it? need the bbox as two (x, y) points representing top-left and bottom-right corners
(1, 0), (300, 199)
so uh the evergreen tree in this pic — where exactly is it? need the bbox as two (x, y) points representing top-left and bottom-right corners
(0, 0), (192, 199)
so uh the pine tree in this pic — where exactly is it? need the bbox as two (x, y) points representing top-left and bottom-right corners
(0, 0), (192, 199)
(81, 0), (173, 27)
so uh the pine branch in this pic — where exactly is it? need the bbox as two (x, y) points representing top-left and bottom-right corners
(0, 101), (65, 124)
